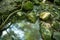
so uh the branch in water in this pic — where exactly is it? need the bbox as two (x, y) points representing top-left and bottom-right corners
(0, 9), (21, 30)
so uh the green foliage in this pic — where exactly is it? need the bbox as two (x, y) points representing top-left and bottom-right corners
(52, 21), (59, 29)
(17, 12), (23, 16)
(54, 0), (60, 5)
(27, 12), (37, 23)
(16, 11), (25, 19)
(14, 0), (22, 2)
(54, 0), (60, 2)
(22, 1), (33, 10)
(32, 0), (40, 4)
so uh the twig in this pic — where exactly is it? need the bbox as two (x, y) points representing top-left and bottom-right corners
(1, 22), (12, 31)
(0, 9), (20, 29)
(2, 16), (4, 22)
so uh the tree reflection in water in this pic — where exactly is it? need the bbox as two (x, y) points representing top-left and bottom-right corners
(1, 20), (42, 40)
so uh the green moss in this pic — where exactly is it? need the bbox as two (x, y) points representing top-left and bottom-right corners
(27, 12), (37, 23)
(52, 21), (59, 29)
(40, 23), (52, 40)
(22, 1), (33, 11)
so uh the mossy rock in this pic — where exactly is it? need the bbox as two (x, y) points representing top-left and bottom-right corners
(27, 12), (37, 23)
(39, 12), (51, 20)
(40, 22), (52, 40)
(16, 11), (25, 20)
(22, 1), (33, 11)
(17, 12), (23, 16)
(52, 21), (59, 29)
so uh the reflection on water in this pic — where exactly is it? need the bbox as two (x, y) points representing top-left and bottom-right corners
(2, 24), (25, 40)
(1, 20), (43, 40)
